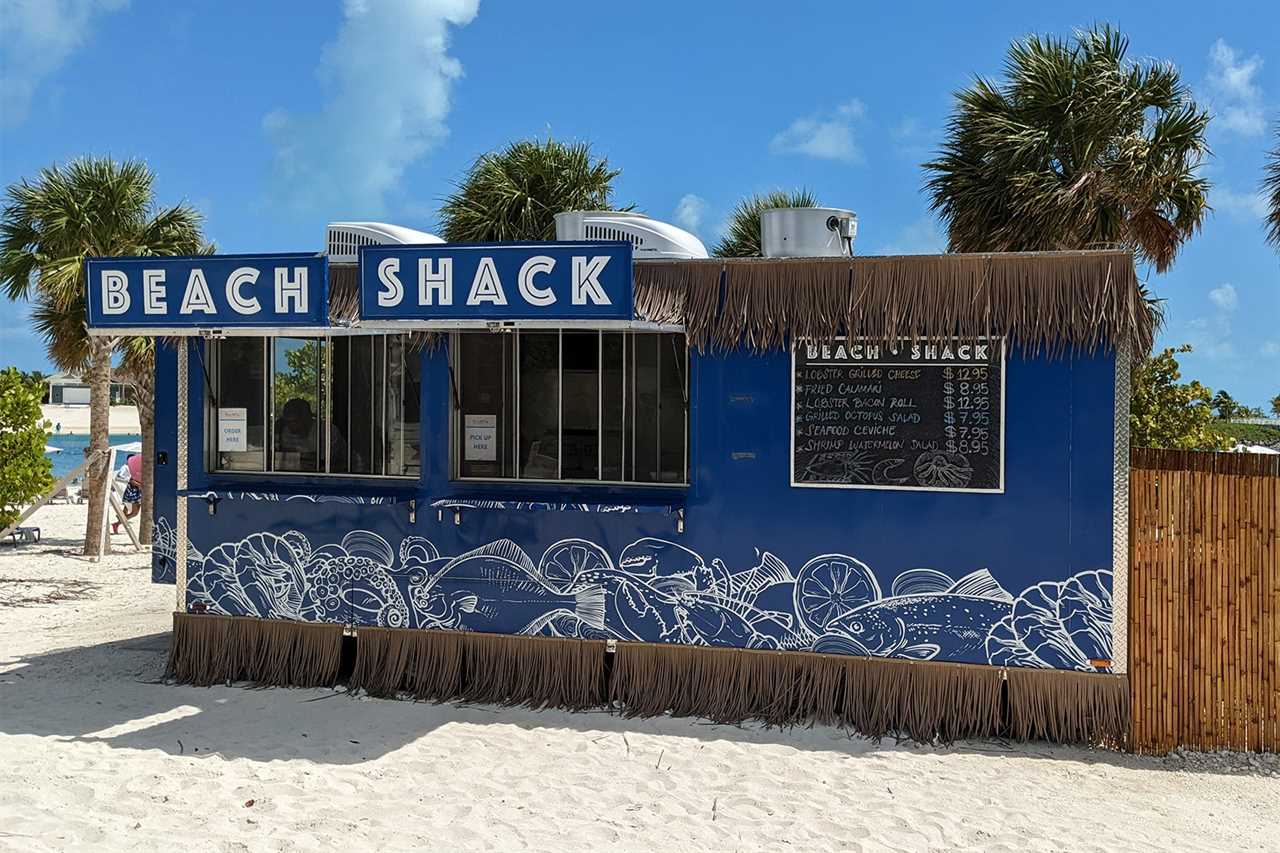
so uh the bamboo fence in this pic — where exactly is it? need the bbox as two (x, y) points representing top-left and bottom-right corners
(1129, 448), (1280, 753)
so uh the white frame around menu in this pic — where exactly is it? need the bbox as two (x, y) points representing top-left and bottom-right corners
(789, 337), (1007, 493)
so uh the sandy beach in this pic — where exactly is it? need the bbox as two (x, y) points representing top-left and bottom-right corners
(41, 405), (141, 436)
(1, 504), (1276, 853)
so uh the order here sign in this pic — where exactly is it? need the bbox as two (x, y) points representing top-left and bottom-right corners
(359, 241), (633, 322)
(85, 253), (329, 331)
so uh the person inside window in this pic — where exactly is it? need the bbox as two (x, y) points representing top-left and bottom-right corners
(274, 397), (349, 472)
(275, 398), (319, 470)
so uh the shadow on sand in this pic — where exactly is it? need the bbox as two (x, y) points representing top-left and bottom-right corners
(0, 628), (1246, 776)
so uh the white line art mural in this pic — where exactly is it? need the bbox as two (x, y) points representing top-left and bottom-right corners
(153, 515), (203, 583)
(180, 526), (1113, 671)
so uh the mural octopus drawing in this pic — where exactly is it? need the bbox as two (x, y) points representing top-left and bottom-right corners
(173, 524), (1113, 672)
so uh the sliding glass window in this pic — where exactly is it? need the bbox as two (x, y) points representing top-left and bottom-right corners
(207, 335), (420, 478)
(452, 330), (688, 485)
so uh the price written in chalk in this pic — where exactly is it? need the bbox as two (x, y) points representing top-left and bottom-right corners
(792, 338), (1005, 492)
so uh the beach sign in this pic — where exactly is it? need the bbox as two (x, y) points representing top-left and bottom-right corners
(359, 241), (634, 322)
(85, 253), (329, 331)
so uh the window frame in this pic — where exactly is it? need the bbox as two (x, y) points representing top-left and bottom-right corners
(204, 334), (421, 481)
(449, 329), (690, 488)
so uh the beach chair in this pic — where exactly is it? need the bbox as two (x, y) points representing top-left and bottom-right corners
(3, 526), (40, 546)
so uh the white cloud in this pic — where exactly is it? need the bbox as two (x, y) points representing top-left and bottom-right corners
(1214, 187), (1269, 219)
(890, 117), (935, 160)
(1208, 282), (1238, 313)
(770, 100), (866, 163)
(1179, 282), (1242, 362)
(264, 0), (481, 217)
(878, 216), (947, 255)
(0, 0), (129, 126)
(673, 194), (708, 234)
(1206, 38), (1266, 137)
(1262, 340), (1280, 357)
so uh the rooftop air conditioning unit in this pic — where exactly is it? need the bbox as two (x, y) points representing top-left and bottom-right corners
(326, 221), (444, 262)
(554, 211), (709, 259)
(761, 207), (857, 258)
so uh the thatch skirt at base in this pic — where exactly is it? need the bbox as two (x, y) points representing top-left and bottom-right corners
(166, 613), (1129, 746)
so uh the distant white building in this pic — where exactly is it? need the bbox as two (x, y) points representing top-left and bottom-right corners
(45, 372), (130, 406)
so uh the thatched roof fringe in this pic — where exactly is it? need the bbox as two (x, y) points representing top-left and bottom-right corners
(327, 266), (438, 351)
(328, 265), (360, 325)
(633, 251), (1149, 356)
(327, 252), (1147, 356)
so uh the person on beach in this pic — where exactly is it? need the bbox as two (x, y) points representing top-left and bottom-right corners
(112, 453), (142, 534)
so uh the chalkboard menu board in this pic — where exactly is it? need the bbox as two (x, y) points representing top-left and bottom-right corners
(791, 338), (1004, 492)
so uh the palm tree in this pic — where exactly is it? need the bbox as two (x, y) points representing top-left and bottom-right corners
(439, 138), (624, 242)
(712, 189), (819, 257)
(1264, 127), (1280, 249)
(924, 24), (1210, 273)
(1, 158), (205, 556)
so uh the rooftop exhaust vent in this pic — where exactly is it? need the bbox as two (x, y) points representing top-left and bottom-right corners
(555, 211), (708, 259)
(326, 221), (443, 262)
(761, 207), (857, 258)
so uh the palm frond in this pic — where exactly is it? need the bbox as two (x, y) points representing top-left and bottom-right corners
(439, 138), (626, 242)
(0, 156), (208, 370)
(1264, 126), (1280, 249)
(923, 23), (1210, 273)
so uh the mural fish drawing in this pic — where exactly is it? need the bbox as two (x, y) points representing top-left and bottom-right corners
(816, 595), (1014, 660)
(424, 540), (607, 635)
(814, 570), (1014, 660)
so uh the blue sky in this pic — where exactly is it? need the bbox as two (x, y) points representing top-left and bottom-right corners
(1, 0), (1277, 405)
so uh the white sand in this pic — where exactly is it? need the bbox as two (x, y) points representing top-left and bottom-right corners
(2, 505), (1277, 853)
(42, 405), (141, 436)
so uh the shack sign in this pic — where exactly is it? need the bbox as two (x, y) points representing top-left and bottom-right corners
(85, 253), (329, 332)
(359, 241), (633, 322)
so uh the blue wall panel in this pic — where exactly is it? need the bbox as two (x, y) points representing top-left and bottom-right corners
(166, 339), (1117, 672)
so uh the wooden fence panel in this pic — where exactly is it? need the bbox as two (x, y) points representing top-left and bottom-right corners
(1129, 448), (1280, 753)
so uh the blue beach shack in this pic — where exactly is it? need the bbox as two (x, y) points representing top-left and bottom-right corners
(85, 226), (1143, 744)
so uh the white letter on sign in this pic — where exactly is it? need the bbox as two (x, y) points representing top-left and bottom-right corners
(377, 258), (404, 307)
(518, 256), (556, 306)
(274, 267), (308, 313)
(143, 269), (166, 314)
(571, 256), (611, 305)
(418, 258), (452, 305)
(226, 267), (261, 315)
(180, 269), (217, 314)
(101, 270), (130, 314)
(466, 257), (508, 306)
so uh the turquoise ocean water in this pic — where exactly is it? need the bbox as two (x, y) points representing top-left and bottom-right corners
(44, 433), (143, 482)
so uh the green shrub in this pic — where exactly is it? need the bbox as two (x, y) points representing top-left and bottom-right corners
(0, 367), (54, 528)
(1209, 422), (1280, 448)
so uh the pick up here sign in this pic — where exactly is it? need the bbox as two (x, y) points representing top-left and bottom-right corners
(85, 253), (328, 331)
(359, 241), (634, 322)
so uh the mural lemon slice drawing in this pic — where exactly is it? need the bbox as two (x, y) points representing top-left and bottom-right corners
(792, 554), (882, 637)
